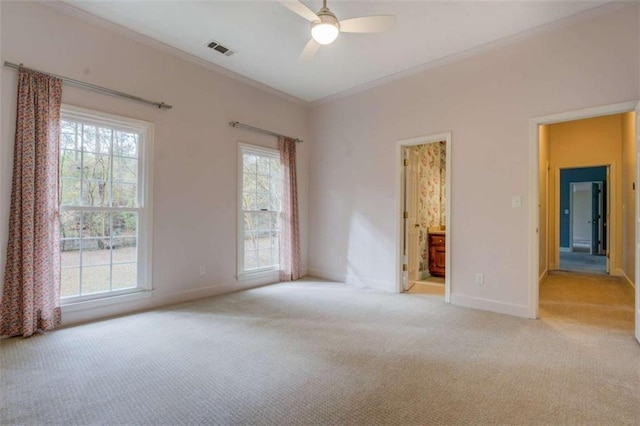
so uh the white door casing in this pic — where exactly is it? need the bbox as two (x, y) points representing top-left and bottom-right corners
(529, 101), (638, 320)
(635, 102), (640, 344)
(396, 132), (452, 303)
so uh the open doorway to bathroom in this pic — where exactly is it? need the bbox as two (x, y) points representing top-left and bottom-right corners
(396, 132), (451, 301)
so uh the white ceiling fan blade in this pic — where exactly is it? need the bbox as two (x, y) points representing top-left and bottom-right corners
(279, 0), (319, 23)
(339, 15), (396, 33)
(299, 39), (320, 61)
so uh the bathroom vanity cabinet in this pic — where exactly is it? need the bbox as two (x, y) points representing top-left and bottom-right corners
(428, 233), (446, 277)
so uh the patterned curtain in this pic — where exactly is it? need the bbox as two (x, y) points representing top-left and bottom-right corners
(0, 69), (63, 337)
(278, 136), (301, 281)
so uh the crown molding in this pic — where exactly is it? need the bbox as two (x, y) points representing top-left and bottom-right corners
(309, 1), (634, 108)
(40, 1), (309, 108)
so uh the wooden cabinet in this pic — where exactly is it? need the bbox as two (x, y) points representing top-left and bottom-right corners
(428, 233), (446, 277)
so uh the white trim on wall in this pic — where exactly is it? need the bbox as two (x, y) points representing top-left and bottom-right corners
(528, 100), (638, 319)
(396, 132), (452, 303)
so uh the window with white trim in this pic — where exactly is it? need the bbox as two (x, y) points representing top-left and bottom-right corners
(59, 105), (152, 302)
(238, 144), (281, 277)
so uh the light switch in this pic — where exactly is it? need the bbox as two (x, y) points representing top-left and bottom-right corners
(564, 209), (569, 215)
(511, 196), (521, 208)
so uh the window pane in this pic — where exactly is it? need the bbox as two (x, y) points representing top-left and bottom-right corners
(112, 263), (137, 290)
(270, 158), (280, 176)
(258, 250), (272, 268)
(112, 212), (137, 237)
(81, 153), (111, 207)
(82, 125), (98, 152)
(242, 192), (256, 211)
(97, 127), (112, 155)
(61, 120), (77, 136)
(112, 241), (137, 263)
(82, 212), (110, 238)
(61, 243), (80, 268)
(81, 239), (111, 266)
(113, 156), (138, 183)
(81, 265), (111, 294)
(60, 149), (82, 178)
(243, 154), (257, 174)
(60, 211), (81, 238)
(61, 268), (80, 298)
(257, 192), (270, 210)
(60, 178), (81, 206)
(114, 131), (138, 158)
(257, 157), (270, 175)
(258, 236), (271, 249)
(112, 183), (137, 207)
(244, 250), (257, 270)
(243, 173), (256, 193)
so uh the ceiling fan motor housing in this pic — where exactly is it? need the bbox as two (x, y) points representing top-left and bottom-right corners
(311, 8), (340, 45)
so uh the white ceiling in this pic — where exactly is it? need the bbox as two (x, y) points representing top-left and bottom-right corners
(63, 1), (610, 103)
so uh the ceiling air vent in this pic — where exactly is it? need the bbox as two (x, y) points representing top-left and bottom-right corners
(207, 40), (235, 57)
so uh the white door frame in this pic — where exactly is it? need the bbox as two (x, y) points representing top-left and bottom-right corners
(396, 132), (452, 302)
(528, 101), (638, 319)
(635, 102), (640, 344)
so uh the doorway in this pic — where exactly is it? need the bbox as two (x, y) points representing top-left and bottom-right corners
(529, 101), (639, 344)
(558, 167), (608, 274)
(396, 132), (451, 302)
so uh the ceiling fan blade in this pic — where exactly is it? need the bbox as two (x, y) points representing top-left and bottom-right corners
(279, 0), (319, 23)
(339, 15), (396, 33)
(299, 39), (320, 61)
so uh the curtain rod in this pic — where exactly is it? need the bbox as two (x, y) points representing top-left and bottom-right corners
(229, 121), (303, 143)
(3, 61), (173, 110)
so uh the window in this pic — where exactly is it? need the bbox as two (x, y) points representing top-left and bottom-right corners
(238, 144), (281, 277)
(59, 105), (152, 302)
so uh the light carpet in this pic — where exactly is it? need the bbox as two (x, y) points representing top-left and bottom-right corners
(1, 276), (639, 425)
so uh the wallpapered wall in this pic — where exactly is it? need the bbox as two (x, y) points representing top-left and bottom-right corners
(414, 142), (446, 271)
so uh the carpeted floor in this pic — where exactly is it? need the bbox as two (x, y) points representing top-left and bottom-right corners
(1, 275), (638, 425)
(559, 251), (607, 273)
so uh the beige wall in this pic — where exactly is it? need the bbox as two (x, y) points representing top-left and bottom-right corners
(621, 111), (636, 285)
(309, 5), (639, 317)
(548, 114), (623, 273)
(0, 2), (310, 325)
(539, 125), (550, 278)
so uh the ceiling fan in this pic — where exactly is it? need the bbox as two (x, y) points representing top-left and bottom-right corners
(279, 0), (396, 60)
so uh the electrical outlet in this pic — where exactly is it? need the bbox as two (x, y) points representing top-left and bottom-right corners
(475, 273), (484, 285)
(199, 266), (206, 276)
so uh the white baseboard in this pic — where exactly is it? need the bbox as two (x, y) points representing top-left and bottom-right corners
(345, 274), (394, 293)
(559, 247), (571, 253)
(60, 274), (282, 328)
(622, 270), (635, 289)
(539, 268), (548, 282)
(307, 268), (345, 283)
(450, 293), (530, 318)
(612, 268), (625, 277)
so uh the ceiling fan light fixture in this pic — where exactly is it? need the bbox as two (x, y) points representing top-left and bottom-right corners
(311, 12), (339, 45)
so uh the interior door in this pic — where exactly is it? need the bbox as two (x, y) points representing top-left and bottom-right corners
(635, 103), (640, 344)
(402, 147), (409, 291)
(406, 148), (420, 283)
(591, 182), (600, 255)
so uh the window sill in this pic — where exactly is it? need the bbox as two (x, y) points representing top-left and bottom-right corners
(236, 269), (280, 284)
(61, 289), (153, 313)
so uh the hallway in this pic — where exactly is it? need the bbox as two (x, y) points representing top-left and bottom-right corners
(540, 271), (634, 332)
